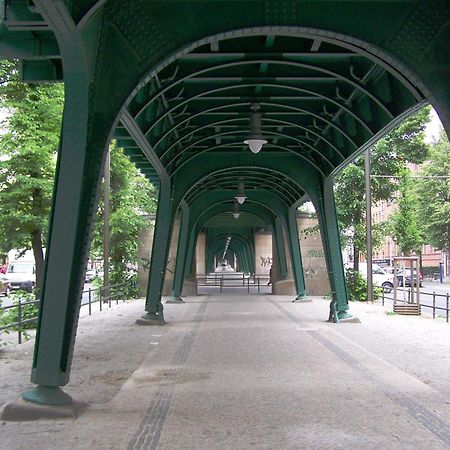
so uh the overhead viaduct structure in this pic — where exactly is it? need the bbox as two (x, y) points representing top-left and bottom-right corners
(0, 0), (449, 409)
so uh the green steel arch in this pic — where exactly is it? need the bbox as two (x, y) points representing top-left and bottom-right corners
(1, 1), (449, 408)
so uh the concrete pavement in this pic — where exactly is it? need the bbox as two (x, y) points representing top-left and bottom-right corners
(2, 295), (450, 449)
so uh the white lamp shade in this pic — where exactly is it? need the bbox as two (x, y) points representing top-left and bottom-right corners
(233, 213), (240, 219)
(244, 138), (267, 154)
(235, 195), (247, 204)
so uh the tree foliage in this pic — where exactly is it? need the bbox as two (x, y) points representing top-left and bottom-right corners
(0, 60), (64, 292)
(391, 171), (422, 255)
(416, 131), (450, 272)
(335, 107), (430, 268)
(90, 142), (157, 288)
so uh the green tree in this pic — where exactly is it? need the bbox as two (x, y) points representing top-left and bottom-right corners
(416, 131), (450, 274)
(90, 143), (156, 288)
(391, 171), (422, 256)
(335, 107), (430, 270)
(0, 61), (64, 292)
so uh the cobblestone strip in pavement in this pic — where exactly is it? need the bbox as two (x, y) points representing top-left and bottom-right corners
(272, 300), (450, 447)
(127, 300), (209, 450)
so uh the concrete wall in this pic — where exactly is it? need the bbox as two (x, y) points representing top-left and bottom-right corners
(196, 232), (206, 275)
(161, 212), (181, 296)
(254, 231), (272, 276)
(272, 224), (296, 295)
(297, 212), (330, 296)
(136, 212), (181, 297)
(137, 217), (155, 297)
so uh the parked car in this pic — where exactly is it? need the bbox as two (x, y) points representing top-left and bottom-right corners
(397, 268), (423, 287)
(0, 275), (11, 296)
(358, 263), (395, 293)
(85, 269), (98, 283)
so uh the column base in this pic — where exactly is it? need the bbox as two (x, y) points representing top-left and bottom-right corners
(165, 296), (185, 304)
(22, 385), (73, 406)
(292, 294), (312, 303)
(338, 314), (361, 323)
(327, 307), (360, 324)
(1, 386), (86, 421)
(2, 397), (86, 421)
(337, 310), (353, 320)
(272, 279), (296, 295)
(136, 312), (166, 326)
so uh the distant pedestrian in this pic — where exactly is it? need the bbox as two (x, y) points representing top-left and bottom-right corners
(267, 265), (272, 285)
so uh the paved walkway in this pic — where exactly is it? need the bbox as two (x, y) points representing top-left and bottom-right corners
(2, 295), (450, 449)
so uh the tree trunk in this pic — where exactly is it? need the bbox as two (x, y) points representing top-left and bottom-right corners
(353, 245), (359, 272)
(31, 229), (44, 298)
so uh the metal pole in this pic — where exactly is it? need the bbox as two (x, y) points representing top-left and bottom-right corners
(365, 148), (374, 303)
(446, 293), (449, 323)
(415, 258), (420, 307)
(17, 300), (22, 345)
(432, 292), (436, 319)
(103, 148), (110, 303)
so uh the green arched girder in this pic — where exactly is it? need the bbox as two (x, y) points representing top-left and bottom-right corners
(4, 1), (450, 397)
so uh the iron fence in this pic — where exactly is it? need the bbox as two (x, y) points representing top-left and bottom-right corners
(0, 280), (135, 344)
(381, 288), (450, 322)
(196, 274), (270, 293)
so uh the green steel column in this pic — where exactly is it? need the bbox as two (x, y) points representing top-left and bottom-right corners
(23, 0), (97, 406)
(288, 206), (307, 300)
(274, 218), (288, 278)
(184, 224), (199, 279)
(142, 176), (175, 324)
(316, 178), (351, 319)
(169, 200), (190, 303)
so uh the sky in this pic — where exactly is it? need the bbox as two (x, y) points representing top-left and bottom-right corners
(425, 108), (443, 143)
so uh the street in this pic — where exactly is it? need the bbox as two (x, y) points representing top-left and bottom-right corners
(382, 281), (450, 318)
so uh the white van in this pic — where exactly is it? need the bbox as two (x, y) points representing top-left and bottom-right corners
(5, 250), (36, 293)
(5, 260), (36, 293)
(358, 262), (394, 293)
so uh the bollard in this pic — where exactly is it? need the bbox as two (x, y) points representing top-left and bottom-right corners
(88, 288), (92, 315)
(257, 277), (260, 293)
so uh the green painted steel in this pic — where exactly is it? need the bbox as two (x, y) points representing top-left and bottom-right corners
(274, 218), (288, 279)
(144, 176), (174, 322)
(170, 200), (190, 300)
(288, 205), (307, 298)
(1, 0), (450, 404)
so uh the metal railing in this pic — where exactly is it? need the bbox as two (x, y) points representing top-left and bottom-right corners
(197, 274), (270, 293)
(0, 280), (135, 344)
(381, 287), (450, 322)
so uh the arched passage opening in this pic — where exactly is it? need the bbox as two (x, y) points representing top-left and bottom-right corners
(2, 1), (449, 409)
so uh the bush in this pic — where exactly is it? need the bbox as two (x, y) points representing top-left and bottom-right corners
(345, 268), (382, 302)
(0, 290), (39, 331)
(92, 272), (138, 302)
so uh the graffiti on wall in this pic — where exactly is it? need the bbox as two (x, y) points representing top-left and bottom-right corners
(306, 249), (324, 258)
(140, 256), (175, 273)
(260, 256), (273, 267)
